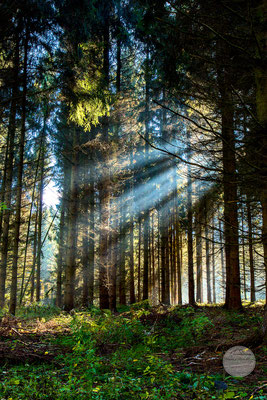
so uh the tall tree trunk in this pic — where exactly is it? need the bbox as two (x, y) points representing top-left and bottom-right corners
(175, 212), (182, 305)
(99, 173), (110, 309)
(205, 206), (211, 304)
(218, 76), (241, 309)
(151, 212), (155, 304)
(129, 149), (136, 303)
(143, 211), (149, 300)
(129, 214), (136, 304)
(20, 106), (47, 304)
(165, 219), (170, 304)
(160, 212), (166, 303)
(0, 31), (20, 307)
(138, 217), (142, 301)
(171, 214), (176, 305)
(56, 159), (69, 307)
(30, 206), (38, 302)
(253, 0), (267, 305)
(142, 172), (149, 297)
(143, 46), (150, 301)
(109, 211), (117, 311)
(81, 160), (90, 308)
(196, 210), (203, 303)
(88, 157), (95, 306)
(119, 198), (126, 305)
(212, 217), (216, 303)
(36, 125), (45, 302)
(219, 218), (225, 298)
(56, 201), (65, 308)
(63, 127), (79, 311)
(187, 130), (195, 306)
(9, 31), (28, 314)
(247, 199), (256, 302)
(216, 38), (241, 310)
(98, 11), (110, 310)
(157, 210), (161, 303)
(241, 202), (247, 301)
(261, 194), (267, 304)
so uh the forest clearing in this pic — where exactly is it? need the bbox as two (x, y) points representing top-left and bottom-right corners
(0, 0), (267, 398)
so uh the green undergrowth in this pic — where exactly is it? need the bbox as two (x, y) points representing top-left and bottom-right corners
(0, 302), (266, 399)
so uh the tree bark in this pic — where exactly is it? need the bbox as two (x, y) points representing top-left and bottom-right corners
(98, 11), (110, 310)
(56, 201), (65, 308)
(138, 217), (141, 301)
(0, 30), (20, 307)
(247, 199), (256, 302)
(205, 206), (211, 304)
(119, 197), (126, 305)
(36, 125), (45, 302)
(212, 217), (216, 304)
(196, 210), (203, 303)
(187, 130), (195, 306)
(175, 212), (182, 305)
(9, 31), (29, 314)
(219, 83), (241, 309)
(63, 127), (79, 311)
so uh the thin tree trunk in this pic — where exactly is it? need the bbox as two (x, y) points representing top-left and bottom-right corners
(157, 210), (161, 303)
(217, 45), (241, 309)
(247, 199), (255, 302)
(219, 218), (225, 299)
(160, 212), (166, 303)
(138, 217), (141, 301)
(196, 210), (203, 303)
(187, 129), (195, 306)
(205, 207), (211, 304)
(56, 159), (69, 307)
(253, 0), (267, 305)
(261, 193), (267, 304)
(56, 201), (65, 308)
(9, 31), (28, 314)
(119, 197), (126, 305)
(81, 161), (90, 308)
(176, 212), (182, 305)
(88, 157), (95, 306)
(129, 148), (136, 305)
(63, 127), (79, 311)
(20, 106), (47, 304)
(109, 210), (117, 311)
(151, 213), (155, 304)
(98, 13), (110, 310)
(129, 212), (136, 304)
(212, 217), (216, 303)
(30, 206), (38, 302)
(241, 202), (247, 301)
(170, 217), (174, 304)
(143, 47), (150, 301)
(165, 219), (170, 305)
(36, 127), (45, 302)
(0, 31), (20, 307)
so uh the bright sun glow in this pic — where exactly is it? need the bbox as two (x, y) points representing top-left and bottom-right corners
(43, 180), (60, 208)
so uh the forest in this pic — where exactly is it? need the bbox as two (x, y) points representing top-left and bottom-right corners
(0, 0), (266, 399)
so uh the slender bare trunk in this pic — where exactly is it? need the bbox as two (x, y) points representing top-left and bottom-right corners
(196, 211), (203, 303)
(63, 127), (79, 311)
(0, 31), (20, 307)
(247, 199), (255, 302)
(187, 130), (195, 306)
(9, 31), (28, 314)
(205, 207), (211, 304)
(212, 217), (216, 303)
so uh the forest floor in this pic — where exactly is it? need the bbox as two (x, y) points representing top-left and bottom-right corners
(0, 302), (266, 399)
